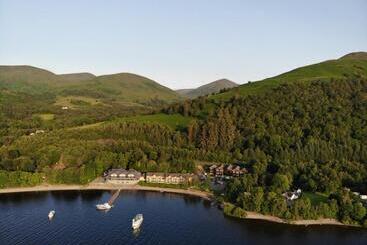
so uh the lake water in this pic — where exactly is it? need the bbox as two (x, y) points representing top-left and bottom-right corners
(0, 190), (366, 245)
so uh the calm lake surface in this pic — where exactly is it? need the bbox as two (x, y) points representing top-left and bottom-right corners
(0, 190), (366, 245)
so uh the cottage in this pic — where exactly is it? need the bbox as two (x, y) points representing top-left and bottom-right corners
(283, 189), (302, 201)
(232, 166), (242, 177)
(105, 169), (143, 184)
(62, 106), (69, 110)
(225, 164), (234, 175)
(209, 164), (217, 176)
(215, 164), (224, 177)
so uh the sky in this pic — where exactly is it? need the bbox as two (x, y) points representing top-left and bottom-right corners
(0, 0), (366, 89)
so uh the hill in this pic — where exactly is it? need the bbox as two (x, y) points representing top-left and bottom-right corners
(0, 66), (182, 133)
(340, 51), (367, 60)
(57, 72), (96, 82)
(0, 65), (60, 93)
(62, 72), (182, 104)
(177, 79), (238, 98)
(0, 65), (182, 104)
(212, 52), (367, 100)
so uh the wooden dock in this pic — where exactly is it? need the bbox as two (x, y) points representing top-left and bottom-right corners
(108, 189), (120, 206)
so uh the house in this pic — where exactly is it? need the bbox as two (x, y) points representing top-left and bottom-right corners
(225, 164), (234, 175)
(209, 165), (217, 176)
(146, 172), (166, 183)
(283, 189), (302, 201)
(62, 106), (69, 110)
(360, 195), (367, 200)
(166, 173), (187, 184)
(145, 172), (192, 184)
(105, 169), (143, 184)
(35, 130), (45, 134)
(232, 166), (242, 177)
(215, 164), (224, 177)
(211, 164), (248, 177)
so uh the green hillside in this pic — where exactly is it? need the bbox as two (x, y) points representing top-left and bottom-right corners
(212, 52), (367, 100)
(62, 73), (182, 103)
(0, 66), (182, 135)
(0, 66), (182, 104)
(0, 65), (60, 93)
(57, 72), (96, 82)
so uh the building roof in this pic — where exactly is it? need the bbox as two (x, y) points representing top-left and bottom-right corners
(146, 172), (166, 177)
(107, 169), (141, 176)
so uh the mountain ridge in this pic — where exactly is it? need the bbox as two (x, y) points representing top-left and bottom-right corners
(211, 52), (367, 100)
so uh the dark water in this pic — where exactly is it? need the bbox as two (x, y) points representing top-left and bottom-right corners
(0, 191), (366, 245)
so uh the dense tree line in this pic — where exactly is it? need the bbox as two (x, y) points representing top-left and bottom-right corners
(165, 79), (367, 225)
(1, 78), (367, 225)
(165, 79), (367, 193)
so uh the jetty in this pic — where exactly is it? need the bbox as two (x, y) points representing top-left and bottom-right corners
(108, 189), (121, 206)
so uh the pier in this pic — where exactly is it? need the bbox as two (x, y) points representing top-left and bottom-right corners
(108, 189), (121, 206)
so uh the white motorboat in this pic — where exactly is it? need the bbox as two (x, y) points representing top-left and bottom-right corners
(48, 210), (55, 219)
(96, 202), (112, 210)
(132, 214), (143, 230)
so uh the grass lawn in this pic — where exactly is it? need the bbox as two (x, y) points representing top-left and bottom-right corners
(118, 113), (194, 129)
(138, 181), (188, 189)
(54, 96), (103, 108)
(35, 113), (55, 121)
(68, 122), (104, 130)
(303, 192), (329, 205)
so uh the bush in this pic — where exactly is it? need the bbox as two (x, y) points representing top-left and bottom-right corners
(223, 203), (247, 218)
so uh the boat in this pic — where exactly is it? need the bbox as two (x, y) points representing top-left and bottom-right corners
(48, 210), (55, 219)
(132, 214), (143, 230)
(96, 202), (112, 210)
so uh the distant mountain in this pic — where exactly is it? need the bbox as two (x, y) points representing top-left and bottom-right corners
(0, 65), (182, 104)
(212, 52), (367, 100)
(177, 79), (238, 98)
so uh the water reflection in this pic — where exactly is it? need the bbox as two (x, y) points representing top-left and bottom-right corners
(0, 191), (48, 205)
(79, 190), (103, 201)
(50, 190), (80, 202)
(132, 228), (141, 238)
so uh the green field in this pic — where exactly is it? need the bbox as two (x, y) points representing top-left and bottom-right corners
(35, 113), (55, 121)
(303, 192), (329, 205)
(118, 113), (193, 129)
(54, 96), (103, 108)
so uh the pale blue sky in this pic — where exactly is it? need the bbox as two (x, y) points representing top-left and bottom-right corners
(0, 0), (366, 89)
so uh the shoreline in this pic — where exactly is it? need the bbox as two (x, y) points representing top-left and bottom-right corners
(0, 184), (359, 228)
(0, 183), (213, 200)
(244, 211), (351, 227)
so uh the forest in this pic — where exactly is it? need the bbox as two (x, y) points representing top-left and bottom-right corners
(1, 74), (367, 225)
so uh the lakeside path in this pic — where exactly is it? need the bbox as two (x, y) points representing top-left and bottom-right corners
(244, 211), (348, 227)
(0, 183), (213, 200)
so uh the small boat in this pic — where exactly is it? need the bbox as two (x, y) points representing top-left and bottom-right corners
(48, 210), (55, 219)
(96, 202), (112, 210)
(132, 214), (143, 230)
